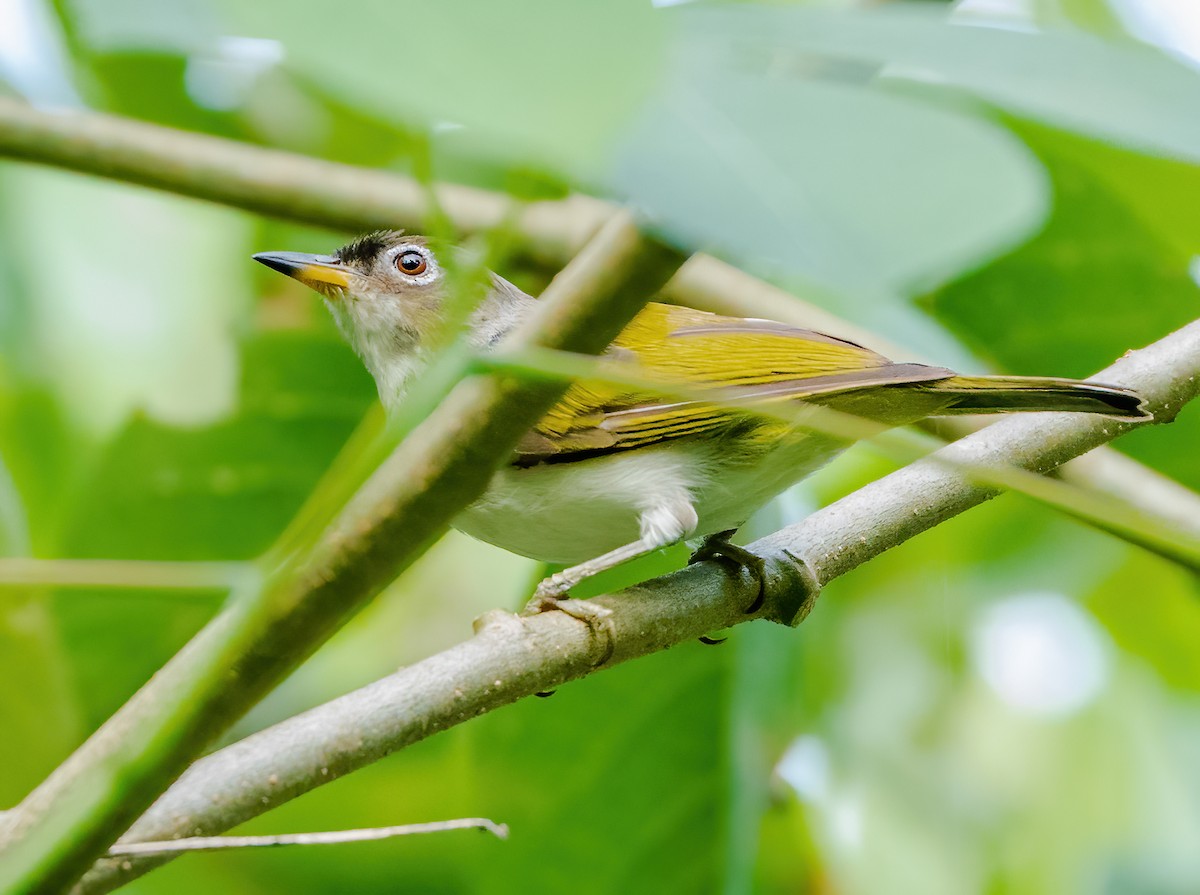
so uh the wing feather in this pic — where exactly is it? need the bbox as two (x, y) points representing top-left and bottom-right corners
(514, 303), (952, 466)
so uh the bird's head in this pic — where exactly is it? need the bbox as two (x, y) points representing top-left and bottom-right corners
(254, 230), (447, 349)
(253, 230), (533, 410)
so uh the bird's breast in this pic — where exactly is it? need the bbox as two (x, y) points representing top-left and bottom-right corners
(452, 433), (847, 564)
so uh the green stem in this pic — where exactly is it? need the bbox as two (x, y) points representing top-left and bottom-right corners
(0, 212), (686, 894)
(0, 559), (249, 591)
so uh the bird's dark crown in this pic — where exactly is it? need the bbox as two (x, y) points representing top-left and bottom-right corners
(335, 230), (428, 266)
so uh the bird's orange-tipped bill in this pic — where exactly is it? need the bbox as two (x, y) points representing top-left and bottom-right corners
(253, 251), (350, 291)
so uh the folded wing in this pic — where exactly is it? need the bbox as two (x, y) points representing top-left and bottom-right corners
(513, 303), (953, 466)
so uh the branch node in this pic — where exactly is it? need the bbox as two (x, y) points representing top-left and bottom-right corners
(471, 609), (520, 636)
(762, 548), (821, 628)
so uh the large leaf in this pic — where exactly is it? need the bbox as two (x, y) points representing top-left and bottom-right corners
(0, 593), (84, 806)
(202, 0), (666, 176)
(675, 4), (1200, 163)
(923, 123), (1200, 489)
(465, 648), (728, 893)
(48, 331), (373, 730)
(61, 333), (373, 561)
(613, 60), (1047, 303)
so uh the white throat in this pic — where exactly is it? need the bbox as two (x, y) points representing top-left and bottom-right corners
(329, 274), (536, 415)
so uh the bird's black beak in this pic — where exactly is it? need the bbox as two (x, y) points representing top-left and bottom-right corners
(253, 251), (351, 291)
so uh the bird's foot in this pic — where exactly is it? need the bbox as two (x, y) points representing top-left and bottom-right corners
(688, 529), (767, 614)
(523, 585), (616, 666)
(530, 569), (579, 604)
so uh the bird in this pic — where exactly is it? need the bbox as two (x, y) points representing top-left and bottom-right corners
(254, 230), (1148, 611)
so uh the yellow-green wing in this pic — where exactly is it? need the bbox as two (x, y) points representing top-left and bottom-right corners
(513, 303), (953, 466)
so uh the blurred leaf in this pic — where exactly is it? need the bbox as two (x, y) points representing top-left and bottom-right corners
(613, 61), (1047, 303)
(720, 622), (809, 894)
(460, 634), (801, 894)
(87, 52), (238, 134)
(61, 333), (373, 561)
(678, 4), (1200, 163)
(1033, 0), (1127, 36)
(49, 588), (220, 734)
(0, 390), (83, 555)
(1088, 554), (1200, 691)
(0, 594), (84, 806)
(2, 165), (253, 431)
(46, 331), (372, 729)
(923, 122), (1200, 488)
(1027, 123), (1200, 258)
(211, 0), (667, 176)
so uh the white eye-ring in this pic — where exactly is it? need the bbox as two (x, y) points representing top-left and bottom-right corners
(388, 244), (439, 285)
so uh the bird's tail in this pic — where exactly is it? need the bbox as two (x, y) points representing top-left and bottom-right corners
(922, 375), (1150, 420)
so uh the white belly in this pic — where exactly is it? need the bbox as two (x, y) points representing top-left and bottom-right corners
(453, 433), (846, 564)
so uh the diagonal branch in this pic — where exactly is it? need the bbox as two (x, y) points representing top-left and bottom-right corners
(2, 97), (1198, 891)
(0, 212), (685, 894)
(74, 317), (1200, 894)
(0, 98), (609, 267)
(2, 97), (1194, 537)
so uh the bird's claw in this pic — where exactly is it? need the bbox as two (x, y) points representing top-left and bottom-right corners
(530, 572), (574, 604)
(689, 530), (767, 614)
(523, 587), (615, 666)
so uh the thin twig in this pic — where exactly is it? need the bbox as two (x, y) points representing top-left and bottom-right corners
(73, 317), (1200, 895)
(104, 819), (508, 857)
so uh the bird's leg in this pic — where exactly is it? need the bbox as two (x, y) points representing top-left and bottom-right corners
(688, 529), (767, 614)
(523, 587), (618, 666)
(524, 500), (698, 662)
(527, 541), (651, 610)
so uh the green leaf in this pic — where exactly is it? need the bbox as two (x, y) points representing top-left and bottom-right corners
(60, 333), (374, 561)
(458, 631), (806, 894)
(923, 122), (1200, 489)
(463, 648), (728, 893)
(210, 0), (667, 176)
(676, 4), (1200, 162)
(1032, 0), (1129, 37)
(1088, 553), (1200, 691)
(0, 594), (84, 807)
(44, 331), (373, 730)
(0, 389), (83, 555)
(613, 65), (1047, 305)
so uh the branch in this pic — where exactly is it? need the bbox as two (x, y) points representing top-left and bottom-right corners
(0, 559), (249, 591)
(2, 97), (1193, 535)
(75, 318), (1200, 894)
(0, 97), (609, 268)
(0, 213), (685, 894)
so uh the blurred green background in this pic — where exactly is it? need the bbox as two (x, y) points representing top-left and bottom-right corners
(2, 0), (1200, 892)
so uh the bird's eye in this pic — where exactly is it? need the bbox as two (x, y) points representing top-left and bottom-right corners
(395, 250), (428, 276)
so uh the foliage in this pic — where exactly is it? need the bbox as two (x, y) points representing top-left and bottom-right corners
(2, 1), (1199, 894)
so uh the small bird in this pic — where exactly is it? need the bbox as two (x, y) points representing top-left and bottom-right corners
(254, 231), (1148, 607)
